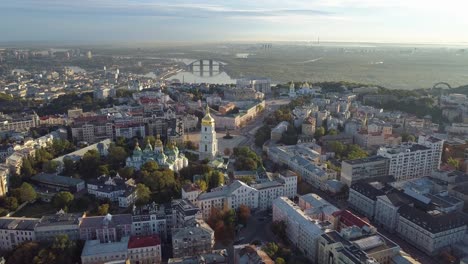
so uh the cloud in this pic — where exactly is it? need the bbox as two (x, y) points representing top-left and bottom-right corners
(3, 0), (333, 19)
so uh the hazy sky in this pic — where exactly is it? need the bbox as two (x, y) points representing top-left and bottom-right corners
(1, 0), (468, 43)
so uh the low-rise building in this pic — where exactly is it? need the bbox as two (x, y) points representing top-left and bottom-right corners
(172, 219), (215, 258)
(31, 173), (85, 193)
(87, 174), (137, 208)
(0, 217), (38, 250)
(128, 235), (162, 264)
(181, 183), (202, 204)
(81, 236), (129, 264)
(35, 211), (83, 241)
(318, 228), (400, 264)
(168, 249), (228, 264)
(80, 214), (132, 243)
(196, 180), (259, 219)
(234, 244), (274, 264)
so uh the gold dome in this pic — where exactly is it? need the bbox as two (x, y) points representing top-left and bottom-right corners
(202, 105), (215, 126)
(155, 134), (163, 147)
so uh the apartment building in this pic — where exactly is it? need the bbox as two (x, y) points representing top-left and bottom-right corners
(272, 197), (329, 262)
(0, 217), (38, 250)
(35, 211), (83, 241)
(196, 180), (259, 219)
(127, 235), (162, 264)
(341, 156), (389, 186)
(79, 214), (132, 243)
(377, 136), (444, 181)
(171, 219), (215, 258)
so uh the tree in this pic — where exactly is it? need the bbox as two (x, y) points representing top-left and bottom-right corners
(329, 141), (346, 158)
(97, 204), (109, 215)
(52, 192), (74, 210)
(79, 149), (101, 179)
(314, 127), (325, 138)
(6, 241), (41, 264)
(185, 140), (197, 150)
(281, 124), (298, 145)
(263, 242), (279, 258)
(13, 183), (37, 203)
(209, 171), (225, 189)
(448, 157), (460, 169)
(271, 221), (287, 241)
(224, 148), (232, 156)
(2, 197), (18, 211)
(136, 184), (151, 205)
(195, 180), (208, 192)
(118, 167), (134, 179)
(255, 125), (272, 147)
(62, 157), (76, 176)
(42, 160), (59, 173)
(402, 133), (416, 142)
(33, 249), (57, 264)
(275, 258), (286, 264)
(20, 158), (35, 178)
(238, 205), (251, 225)
(327, 129), (338, 135)
(97, 165), (109, 176)
(141, 160), (159, 173)
(107, 146), (127, 169)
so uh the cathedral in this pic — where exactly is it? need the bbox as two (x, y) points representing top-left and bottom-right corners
(126, 136), (188, 172)
(199, 106), (218, 160)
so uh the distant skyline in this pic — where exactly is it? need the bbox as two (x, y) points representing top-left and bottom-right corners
(1, 0), (468, 44)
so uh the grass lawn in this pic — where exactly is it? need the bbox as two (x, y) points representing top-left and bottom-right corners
(13, 201), (57, 218)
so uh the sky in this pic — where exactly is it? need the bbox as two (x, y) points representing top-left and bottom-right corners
(1, 0), (468, 44)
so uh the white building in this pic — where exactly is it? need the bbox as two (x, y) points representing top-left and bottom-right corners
(131, 214), (167, 241)
(87, 174), (137, 208)
(298, 193), (340, 222)
(397, 205), (466, 256)
(377, 136), (444, 181)
(81, 236), (129, 264)
(181, 183), (202, 204)
(0, 217), (38, 250)
(348, 182), (384, 220)
(289, 82), (296, 98)
(199, 106), (218, 160)
(196, 180), (259, 219)
(272, 197), (329, 262)
(249, 171), (297, 211)
(374, 192), (414, 232)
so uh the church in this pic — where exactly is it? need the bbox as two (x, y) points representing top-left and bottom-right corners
(126, 136), (188, 172)
(199, 106), (218, 160)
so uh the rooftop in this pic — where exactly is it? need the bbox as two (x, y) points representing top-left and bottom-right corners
(351, 182), (385, 200)
(31, 173), (84, 187)
(37, 212), (83, 227)
(128, 235), (161, 249)
(80, 214), (132, 228)
(398, 205), (466, 233)
(81, 236), (129, 257)
(0, 217), (39, 230)
(343, 156), (388, 165)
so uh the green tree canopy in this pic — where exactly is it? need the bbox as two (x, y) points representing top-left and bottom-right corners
(52, 192), (74, 210)
(135, 183), (151, 205)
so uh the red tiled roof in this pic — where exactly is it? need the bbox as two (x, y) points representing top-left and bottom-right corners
(128, 235), (161, 249)
(333, 210), (371, 229)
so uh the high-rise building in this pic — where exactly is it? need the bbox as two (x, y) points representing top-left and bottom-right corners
(377, 136), (444, 181)
(199, 106), (217, 160)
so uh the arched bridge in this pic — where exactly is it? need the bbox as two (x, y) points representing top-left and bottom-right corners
(186, 59), (226, 77)
(432, 82), (452, 89)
